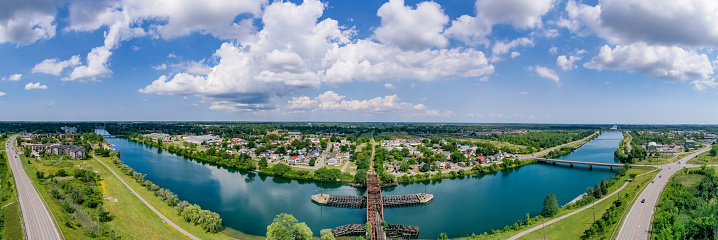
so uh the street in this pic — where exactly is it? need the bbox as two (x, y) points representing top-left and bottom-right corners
(617, 147), (711, 239)
(5, 135), (62, 240)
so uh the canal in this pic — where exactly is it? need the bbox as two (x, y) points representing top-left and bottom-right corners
(103, 131), (622, 238)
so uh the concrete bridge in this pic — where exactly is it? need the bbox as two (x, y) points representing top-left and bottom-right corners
(536, 158), (625, 170)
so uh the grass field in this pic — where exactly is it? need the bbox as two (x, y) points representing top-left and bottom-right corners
(92, 154), (264, 240)
(14, 140), (253, 240)
(518, 167), (657, 240)
(457, 167), (655, 240)
(687, 151), (718, 165)
(1, 136), (24, 240)
(18, 151), (92, 239)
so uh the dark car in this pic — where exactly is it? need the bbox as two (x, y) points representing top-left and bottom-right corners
(641, 199), (646, 203)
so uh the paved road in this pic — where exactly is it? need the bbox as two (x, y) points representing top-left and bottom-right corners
(507, 167), (659, 240)
(508, 181), (631, 240)
(617, 147), (711, 240)
(6, 135), (62, 240)
(90, 152), (199, 240)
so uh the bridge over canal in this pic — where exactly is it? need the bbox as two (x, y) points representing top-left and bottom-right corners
(536, 158), (636, 170)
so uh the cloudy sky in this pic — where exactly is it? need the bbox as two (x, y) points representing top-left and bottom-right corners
(0, 0), (717, 123)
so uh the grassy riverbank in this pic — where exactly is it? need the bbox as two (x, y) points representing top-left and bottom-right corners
(92, 150), (262, 240)
(14, 138), (255, 240)
(519, 167), (657, 240)
(456, 166), (655, 240)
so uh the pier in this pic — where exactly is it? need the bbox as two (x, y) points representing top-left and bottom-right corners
(311, 193), (434, 208)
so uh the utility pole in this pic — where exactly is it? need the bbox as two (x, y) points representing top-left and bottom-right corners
(593, 201), (596, 223)
(543, 217), (546, 240)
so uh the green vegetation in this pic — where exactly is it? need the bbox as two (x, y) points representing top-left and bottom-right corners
(481, 130), (595, 152)
(131, 135), (355, 184)
(320, 229), (335, 240)
(19, 148), (117, 239)
(513, 167), (656, 240)
(108, 149), (223, 233)
(541, 194), (559, 218)
(93, 152), (247, 240)
(688, 144), (718, 165)
(0, 135), (24, 240)
(395, 159), (537, 183)
(455, 165), (637, 240)
(653, 166), (718, 239)
(614, 132), (646, 164)
(580, 194), (628, 239)
(266, 213), (312, 240)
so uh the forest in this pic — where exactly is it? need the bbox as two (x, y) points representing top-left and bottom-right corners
(480, 130), (595, 150)
(653, 166), (718, 239)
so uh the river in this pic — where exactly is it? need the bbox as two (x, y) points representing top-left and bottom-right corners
(103, 131), (622, 238)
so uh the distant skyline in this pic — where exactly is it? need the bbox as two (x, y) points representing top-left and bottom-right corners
(1, 0), (717, 124)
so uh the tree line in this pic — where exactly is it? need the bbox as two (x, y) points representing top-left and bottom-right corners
(108, 149), (223, 233)
(653, 166), (718, 239)
(480, 130), (595, 150)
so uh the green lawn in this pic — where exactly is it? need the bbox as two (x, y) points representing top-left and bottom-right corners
(458, 167), (655, 240)
(672, 174), (704, 189)
(1, 135), (24, 240)
(19, 152), (93, 239)
(86, 155), (195, 240)
(92, 154), (263, 240)
(519, 167), (657, 240)
(687, 151), (718, 165)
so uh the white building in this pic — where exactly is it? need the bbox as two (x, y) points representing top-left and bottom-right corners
(184, 135), (219, 145)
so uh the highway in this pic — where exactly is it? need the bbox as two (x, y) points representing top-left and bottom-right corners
(5, 135), (62, 240)
(616, 147), (711, 240)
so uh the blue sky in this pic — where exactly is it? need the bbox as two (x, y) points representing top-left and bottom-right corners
(1, 0), (717, 123)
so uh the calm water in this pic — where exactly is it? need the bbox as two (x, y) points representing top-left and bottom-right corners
(104, 131), (622, 238)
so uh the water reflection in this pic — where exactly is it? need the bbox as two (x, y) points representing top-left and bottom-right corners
(105, 131), (622, 238)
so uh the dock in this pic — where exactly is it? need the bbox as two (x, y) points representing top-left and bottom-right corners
(332, 223), (420, 238)
(311, 193), (433, 208)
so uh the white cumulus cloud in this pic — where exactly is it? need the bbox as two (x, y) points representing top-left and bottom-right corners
(287, 91), (454, 116)
(583, 43), (713, 81)
(0, 0), (57, 44)
(32, 55), (81, 76)
(560, 0), (718, 47)
(139, 0), (494, 111)
(2, 74), (22, 81)
(556, 55), (582, 71)
(530, 65), (560, 84)
(25, 82), (48, 90)
(373, 0), (449, 51)
(384, 83), (397, 90)
(445, 0), (556, 45)
(0, 92), (5, 97)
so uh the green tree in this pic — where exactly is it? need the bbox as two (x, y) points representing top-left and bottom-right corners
(157, 138), (163, 147)
(354, 169), (367, 184)
(320, 229), (336, 240)
(309, 158), (316, 166)
(259, 157), (268, 169)
(541, 193), (559, 218)
(24, 146), (31, 157)
(438, 232), (449, 240)
(266, 213), (313, 240)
